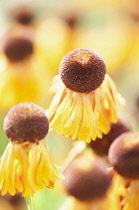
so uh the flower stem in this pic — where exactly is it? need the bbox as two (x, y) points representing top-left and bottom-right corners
(25, 196), (33, 210)
(61, 141), (86, 173)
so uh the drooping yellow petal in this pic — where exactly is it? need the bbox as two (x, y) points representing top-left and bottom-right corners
(1, 144), (16, 195)
(0, 143), (11, 188)
(4, 145), (16, 195)
(46, 84), (65, 120)
(50, 91), (73, 133)
(0, 141), (63, 197)
(65, 93), (83, 139)
(107, 172), (126, 210)
(20, 144), (34, 197)
(47, 74), (124, 142)
(14, 144), (23, 192)
(36, 151), (45, 186)
(28, 144), (43, 192)
(77, 94), (94, 143)
(39, 141), (64, 183)
(123, 180), (139, 210)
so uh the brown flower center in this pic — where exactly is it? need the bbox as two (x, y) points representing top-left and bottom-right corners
(12, 6), (34, 25)
(3, 34), (34, 62)
(89, 116), (132, 156)
(108, 132), (139, 179)
(60, 48), (106, 93)
(4, 102), (49, 143)
(63, 155), (112, 201)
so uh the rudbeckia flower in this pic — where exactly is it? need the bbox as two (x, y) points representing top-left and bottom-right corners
(0, 26), (47, 110)
(47, 48), (125, 143)
(59, 153), (122, 210)
(108, 132), (139, 210)
(0, 102), (63, 197)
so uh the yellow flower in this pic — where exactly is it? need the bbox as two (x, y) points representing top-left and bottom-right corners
(0, 102), (63, 197)
(0, 26), (48, 110)
(47, 48), (125, 143)
(35, 15), (78, 76)
(108, 132), (139, 210)
(59, 153), (122, 210)
(35, 17), (68, 75)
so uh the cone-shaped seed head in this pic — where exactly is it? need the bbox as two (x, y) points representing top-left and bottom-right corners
(3, 33), (33, 62)
(108, 132), (139, 179)
(89, 116), (132, 156)
(60, 48), (106, 93)
(12, 6), (34, 25)
(4, 102), (49, 143)
(63, 155), (112, 201)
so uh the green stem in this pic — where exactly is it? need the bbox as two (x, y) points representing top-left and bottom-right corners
(25, 196), (33, 210)
(61, 141), (86, 173)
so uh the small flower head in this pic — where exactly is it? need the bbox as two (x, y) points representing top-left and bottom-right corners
(47, 48), (125, 142)
(60, 48), (106, 93)
(0, 102), (62, 196)
(63, 155), (112, 201)
(4, 102), (49, 143)
(108, 132), (139, 179)
(89, 116), (132, 156)
(3, 31), (34, 62)
(11, 6), (34, 25)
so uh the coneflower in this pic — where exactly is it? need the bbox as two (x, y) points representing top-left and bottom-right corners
(0, 102), (63, 197)
(47, 48), (125, 143)
(108, 132), (139, 210)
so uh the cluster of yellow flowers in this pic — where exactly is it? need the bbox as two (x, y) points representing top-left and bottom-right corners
(0, 2), (139, 210)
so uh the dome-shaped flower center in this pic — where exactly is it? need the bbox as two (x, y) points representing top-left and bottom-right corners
(89, 117), (132, 155)
(63, 155), (112, 201)
(108, 132), (139, 179)
(3, 35), (33, 62)
(4, 102), (49, 142)
(60, 48), (106, 93)
(12, 6), (34, 25)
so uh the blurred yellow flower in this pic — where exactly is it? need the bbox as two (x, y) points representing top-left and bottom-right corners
(0, 26), (48, 110)
(35, 16), (77, 75)
(59, 153), (123, 210)
(108, 132), (139, 210)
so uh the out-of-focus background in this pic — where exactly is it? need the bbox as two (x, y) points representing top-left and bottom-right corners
(0, 0), (139, 209)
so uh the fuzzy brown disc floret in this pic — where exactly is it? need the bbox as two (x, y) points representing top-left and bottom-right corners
(64, 12), (77, 28)
(12, 6), (34, 25)
(3, 33), (34, 62)
(108, 132), (139, 179)
(89, 116), (132, 156)
(60, 48), (106, 93)
(4, 102), (49, 143)
(63, 155), (112, 201)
